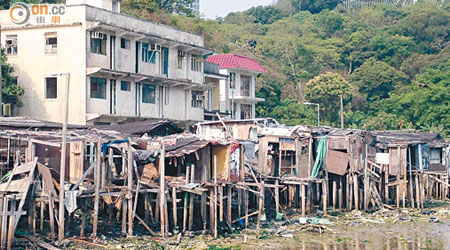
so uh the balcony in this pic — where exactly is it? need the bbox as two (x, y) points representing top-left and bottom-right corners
(204, 61), (220, 75)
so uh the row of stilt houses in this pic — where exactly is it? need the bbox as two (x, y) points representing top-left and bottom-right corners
(0, 117), (448, 249)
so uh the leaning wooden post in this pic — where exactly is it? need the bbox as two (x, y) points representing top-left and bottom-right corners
(92, 139), (101, 237)
(159, 139), (166, 237)
(227, 186), (232, 226)
(332, 181), (337, 212)
(127, 140), (134, 236)
(256, 181), (264, 234)
(7, 197), (16, 250)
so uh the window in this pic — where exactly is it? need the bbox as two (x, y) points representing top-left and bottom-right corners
(121, 81), (130, 91)
(229, 72), (236, 89)
(142, 43), (157, 64)
(90, 32), (107, 55)
(191, 90), (204, 108)
(241, 104), (252, 119)
(44, 33), (57, 54)
(177, 50), (185, 69)
(5, 35), (17, 55)
(142, 84), (155, 103)
(241, 75), (252, 97)
(90, 77), (107, 99)
(45, 77), (57, 99)
(191, 54), (202, 72)
(430, 148), (442, 164)
(121, 38), (130, 49)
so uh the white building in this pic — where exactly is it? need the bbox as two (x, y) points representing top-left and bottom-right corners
(0, 0), (213, 125)
(206, 54), (265, 119)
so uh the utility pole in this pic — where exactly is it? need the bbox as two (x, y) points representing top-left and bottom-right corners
(340, 95), (344, 129)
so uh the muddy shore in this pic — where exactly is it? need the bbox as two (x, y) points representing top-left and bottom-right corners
(55, 201), (450, 249)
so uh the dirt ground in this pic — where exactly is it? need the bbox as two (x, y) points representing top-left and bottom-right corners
(56, 201), (450, 249)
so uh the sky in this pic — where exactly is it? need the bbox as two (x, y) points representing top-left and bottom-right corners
(200, 0), (275, 19)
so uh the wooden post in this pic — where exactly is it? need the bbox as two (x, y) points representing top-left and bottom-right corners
(332, 181), (337, 212)
(39, 201), (44, 231)
(183, 166), (190, 233)
(127, 141), (134, 236)
(80, 213), (86, 237)
(188, 165), (195, 231)
(339, 177), (343, 212)
(322, 181), (327, 215)
(58, 73), (70, 243)
(415, 174), (420, 209)
(244, 190), (249, 229)
(159, 139), (166, 237)
(121, 195), (127, 234)
(301, 183), (306, 217)
(7, 198), (16, 250)
(48, 194), (55, 240)
(385, 166), (389, 204)
(346, 174), (351, 211)
(275, 180), (280, 214)
(92, 140), (101, 237)
(353, 174), (359, 211)
(172, 187), (177, 229)
(1, 197), (8, 249)
(227, 186), (232, 226)
(219, 186), (223, 222)
(364, 146), (369, 211)
(256, 181), (264, 234)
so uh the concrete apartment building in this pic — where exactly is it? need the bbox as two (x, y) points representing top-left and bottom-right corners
(206, 54), (265, 119)
(0, 0), (213, 125)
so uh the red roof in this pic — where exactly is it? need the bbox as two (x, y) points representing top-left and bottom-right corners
(206, 54), (267, 73)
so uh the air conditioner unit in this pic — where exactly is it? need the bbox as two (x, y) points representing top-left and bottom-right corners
(91, 32), (104, 39)
(150, 44), (162, 51)
(178, 50), (186, 57)
(3, 104), (11, 117)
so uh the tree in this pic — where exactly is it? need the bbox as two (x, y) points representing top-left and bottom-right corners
(305, 72), (351, 125)
(291, 0), (342, 14)
(1, 49), (25, 111)
(349, 58), (408, 104)
(122, 0), (194, 16)
(246, 5), (287, 25)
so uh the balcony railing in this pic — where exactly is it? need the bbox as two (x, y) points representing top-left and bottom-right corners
(204, 61), (220, 75)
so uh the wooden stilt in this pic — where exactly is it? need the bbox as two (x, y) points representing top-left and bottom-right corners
(244, 190), (248, 229)
(121, 195), (127, 234)
(332, 181), (337, 212)
(80, 213), (86, 237)
(323, 181), (327, 215)
(339, 177), (343, 212)
(159, 140), (166, 237)
(353, 174), (359, 211)
(48, 194), (55, 240)
(188, 165), (195, 231)
(275, 180), (280, 214)
(256, 183), (264, 234)
(219, 186), (223, 223)
(40, 201), (44, 231)
(301, 183), (306, 217)
(127, 141), (134, 237)
(172, 187), (177, 229)
(1, 197), (8, 249)
(227, 186), (232, 227)
(7, 198), (16, 250)
(92, 140), (101, 238)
